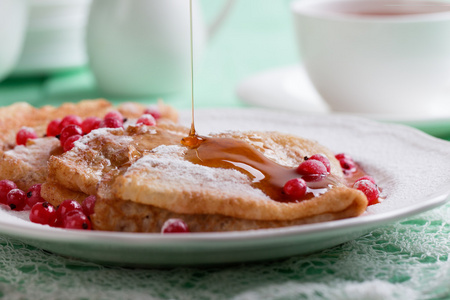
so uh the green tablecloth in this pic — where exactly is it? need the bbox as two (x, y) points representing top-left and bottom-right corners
(0, 1), (449, 299)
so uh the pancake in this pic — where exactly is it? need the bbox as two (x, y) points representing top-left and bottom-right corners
(46, 122), (367, 232)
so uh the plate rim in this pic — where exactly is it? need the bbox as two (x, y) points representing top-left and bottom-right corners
(0, 183), (448, 245)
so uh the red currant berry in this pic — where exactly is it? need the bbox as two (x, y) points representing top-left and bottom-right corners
(283, 178), (307, 198)
(63, 135), (82, 152)
(99, 117), (123, 129)
(104, 111), (124, 122)
(16, 127), (38, 146)
(309, 154), (331, 173)
(335, 153), (353, 161)
(63, 210), (92, 230)
(0, 180), (17, 204)
(136, 114), (156, 126)
(81, 117), (101, 134)
(52, 217), (63, 228)
(144, 107), (161, 120)
(59, 115), (82, 130)
(56, 199), (83, 221)
(59, 124), (83, 147)
(7, 189), (26, 211)
(353, 179), (379, 205)
(339, 158), (357, 174)
(161, 219), (190, 233)
(297, 159), (328, 176)
(46, 119), (62, 137)
(355, 176), (376, 185)
(29, 202), (57, 225)
(81, 195), (96, 217)
(26, 184), (44, 208)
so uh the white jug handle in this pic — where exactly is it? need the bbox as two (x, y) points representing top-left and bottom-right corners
(207, 0), (236, 39)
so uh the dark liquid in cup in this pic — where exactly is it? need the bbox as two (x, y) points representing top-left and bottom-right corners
(334, 1), (450, 17)
(350, 11), (430, 16)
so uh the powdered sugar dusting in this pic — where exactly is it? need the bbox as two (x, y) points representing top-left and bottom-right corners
(127, 145), (269, 199)
(6, 137), (58, 160)
(72, 128), (130, 152)
(151, 144), (186, 156)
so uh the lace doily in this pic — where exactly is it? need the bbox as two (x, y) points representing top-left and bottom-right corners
(0, 202), (448, 300)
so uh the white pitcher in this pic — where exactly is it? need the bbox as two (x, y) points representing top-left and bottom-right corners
(86, 0), (235, 97)
(0, 0), (27, 82)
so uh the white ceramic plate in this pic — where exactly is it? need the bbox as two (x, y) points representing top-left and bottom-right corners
(236, 65), (450, 137)
(0, 109), (449, 267)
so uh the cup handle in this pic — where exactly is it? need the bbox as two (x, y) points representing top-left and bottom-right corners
(207, 0), (236, 39)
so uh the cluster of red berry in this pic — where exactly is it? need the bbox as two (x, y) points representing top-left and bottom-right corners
(0, 179), (95, 230)
(0, 180), (43, 211)
(283, 154), (331, 198)
(6, 107), (164, 231)
(336, 153), (357, 174)
(15, 107), (161, 152)
(0, 177), (187, 232)
(335, 153), (380, 205)
(282, 153), (380, 205)
(30, 197), (96, 230)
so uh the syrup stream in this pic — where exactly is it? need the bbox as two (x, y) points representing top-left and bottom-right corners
(189, 0), (196, 137)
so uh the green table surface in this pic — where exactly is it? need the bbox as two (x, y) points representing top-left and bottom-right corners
(0, 1), (450, 299)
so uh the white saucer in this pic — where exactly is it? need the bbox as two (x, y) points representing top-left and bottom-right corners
(236, 65), (330, 114)
(236, 65), (450, 136)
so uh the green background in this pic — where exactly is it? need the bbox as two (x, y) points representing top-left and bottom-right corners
(0, 0), (297, 110)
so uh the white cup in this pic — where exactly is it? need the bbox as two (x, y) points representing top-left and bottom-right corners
(86, 0), (235, 97)
(292, 0), (450, 117)
(0, 0), (28, 82)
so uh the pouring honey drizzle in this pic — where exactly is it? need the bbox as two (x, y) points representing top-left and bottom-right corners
(181, 0), (201, 148)
(180, 0), (336, 202)
(184, 136), (340, 202)
(189, 0), (196, 138)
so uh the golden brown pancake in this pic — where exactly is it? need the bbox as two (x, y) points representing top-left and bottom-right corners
(44, 122), (367, 232)
(88, 131), (367, 232)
